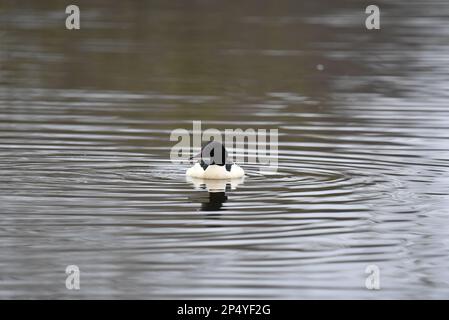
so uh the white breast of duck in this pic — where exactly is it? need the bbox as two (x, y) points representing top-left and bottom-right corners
(187, 162), (244, 179)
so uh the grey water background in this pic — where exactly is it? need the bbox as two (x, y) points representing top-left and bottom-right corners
(1, 0), (449, 299)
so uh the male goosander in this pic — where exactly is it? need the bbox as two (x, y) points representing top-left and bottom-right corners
(186, 141), (245, 179)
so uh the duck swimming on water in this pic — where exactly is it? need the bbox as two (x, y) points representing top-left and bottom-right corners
(186, 141), (245, 179)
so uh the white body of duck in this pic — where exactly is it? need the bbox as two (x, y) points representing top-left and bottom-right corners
(186, 162), (244, 179)
(186, 175), (244, 192)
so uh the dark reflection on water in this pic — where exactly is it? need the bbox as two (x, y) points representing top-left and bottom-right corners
(200, 193), (228, 212)
(186, 177), (243, 211)
(187, 186), (228, 212)
(1, 0), (449, 298)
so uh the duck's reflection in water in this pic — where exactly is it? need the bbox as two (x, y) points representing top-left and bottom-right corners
(201, 192), (227, 211)
(186, 176), (244, 211)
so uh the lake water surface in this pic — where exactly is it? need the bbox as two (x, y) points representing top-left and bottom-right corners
(1, 0), (449, 299)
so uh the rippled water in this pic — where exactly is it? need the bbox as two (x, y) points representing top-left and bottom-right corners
(1, 0), (449, 299)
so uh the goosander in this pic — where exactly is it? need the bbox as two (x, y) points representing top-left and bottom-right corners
(186, 141), (245, 179)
